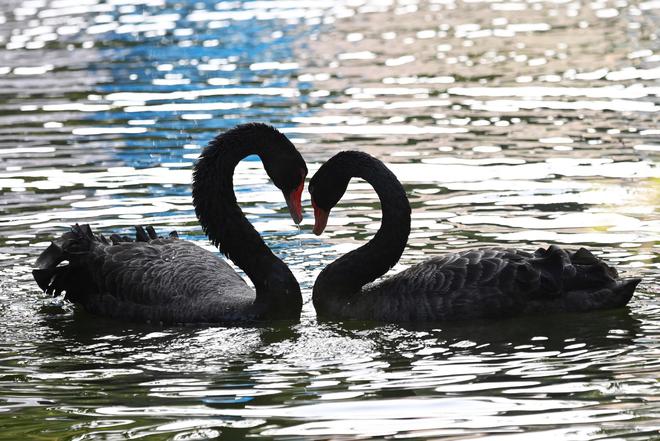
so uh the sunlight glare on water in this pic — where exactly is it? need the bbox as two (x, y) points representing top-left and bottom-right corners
(0, 0), (658, 439)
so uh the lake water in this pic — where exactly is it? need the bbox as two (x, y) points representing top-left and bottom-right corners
(0, 0), (659, 439)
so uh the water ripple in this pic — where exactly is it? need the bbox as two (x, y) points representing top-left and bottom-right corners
(0, 0), (657, 438)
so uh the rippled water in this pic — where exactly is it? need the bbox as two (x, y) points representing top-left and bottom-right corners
(0, 0), (658, 439)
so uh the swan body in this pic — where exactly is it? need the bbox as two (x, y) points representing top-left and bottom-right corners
(33, 123), (307, 324)
(34, 225), (268, 322)
(309, 151), (640, 323)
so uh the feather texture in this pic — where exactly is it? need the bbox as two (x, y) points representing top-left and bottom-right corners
(344, 246), (639, 321)
(34, 224), (259, 323)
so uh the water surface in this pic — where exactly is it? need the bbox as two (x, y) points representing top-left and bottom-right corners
(0, 0), (658, 439)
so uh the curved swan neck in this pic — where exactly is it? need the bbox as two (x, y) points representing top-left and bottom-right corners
(192, 125), (301, 310)
(314, 153), (411, 312)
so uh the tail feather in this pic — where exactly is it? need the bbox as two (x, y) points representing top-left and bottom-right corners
(146, 225), (158, 240)
(135, 225), (173, 242)
(135, 226), (150, 242)
(612, 278), (641, 307)
(33, 224), (180, 301)
(530, 245), (639, 310)
(32, 224), (99, 300)
(34, 241), (65, 276)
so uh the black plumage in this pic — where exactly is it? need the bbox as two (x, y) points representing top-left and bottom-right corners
(33, 123), (307, 324)
(309, 151), (640, 323)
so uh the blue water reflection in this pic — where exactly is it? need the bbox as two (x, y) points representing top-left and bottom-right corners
(84, 1), (313, 168)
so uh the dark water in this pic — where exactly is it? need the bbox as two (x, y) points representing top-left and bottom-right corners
(0, 0), (659, 439)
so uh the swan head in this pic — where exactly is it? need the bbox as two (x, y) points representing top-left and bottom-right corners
(308, 151), (356, 235)
(257, 125), (308, 225)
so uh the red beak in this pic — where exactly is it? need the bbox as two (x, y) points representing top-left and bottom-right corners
(312, 202), (329, 236)
(285, 180), (304, 224)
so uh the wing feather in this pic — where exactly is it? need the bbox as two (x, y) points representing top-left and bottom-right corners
(354, 246), (638, 322)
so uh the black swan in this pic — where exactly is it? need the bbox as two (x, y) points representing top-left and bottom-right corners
(309, 151), (640, 322)
(33, 123), (307, 324)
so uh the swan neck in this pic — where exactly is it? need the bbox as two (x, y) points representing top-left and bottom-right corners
(314, 156), (410, 315)
(192, 129), (301, 311)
